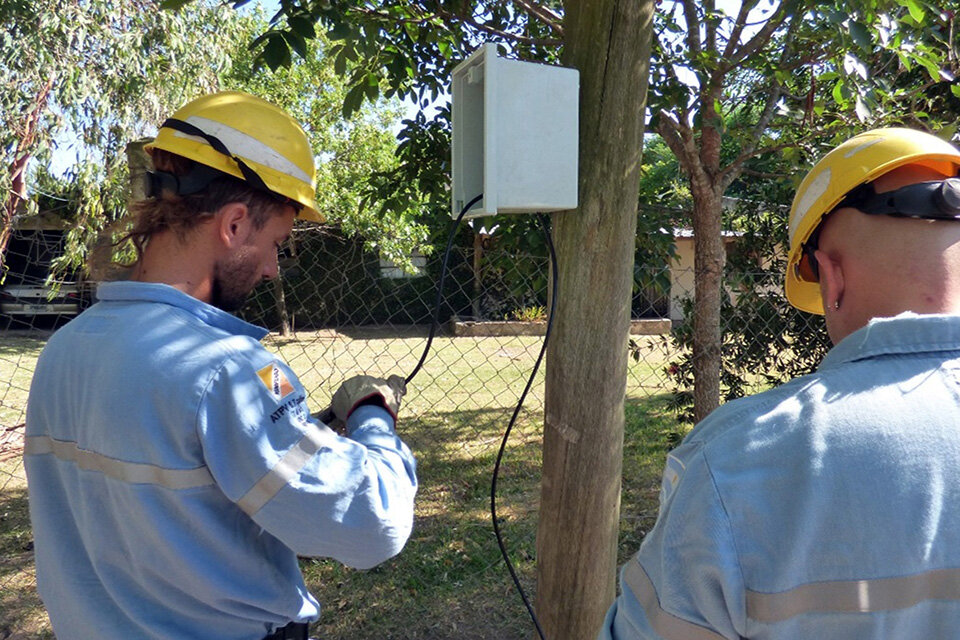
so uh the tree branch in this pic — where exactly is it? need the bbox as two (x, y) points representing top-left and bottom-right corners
(721, 0), (756, 60)
(354, 5), (563, 47)
(704, 0), (717, 55)
(680, 0), (702, 62)
(719, 0), (796, 74)
(657, 109), (704, 182)
(718, 12), (801, 190)
(740, 167), (789, 179)
(654, 32), (693, 125)
(512, 0), (564, 37)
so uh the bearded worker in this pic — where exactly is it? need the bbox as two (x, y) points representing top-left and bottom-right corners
(25, 91), (417, 640)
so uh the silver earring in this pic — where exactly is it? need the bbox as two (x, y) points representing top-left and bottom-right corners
(833, 300), (840, 311)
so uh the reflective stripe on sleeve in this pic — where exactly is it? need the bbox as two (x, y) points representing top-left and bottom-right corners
(622, 559), (730, 640)
(746, 567), (960, 623)
(236, 423), (338, 516)
(24, 435), (214, 490)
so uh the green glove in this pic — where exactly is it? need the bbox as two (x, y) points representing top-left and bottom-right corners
(331, 374), (406, 422)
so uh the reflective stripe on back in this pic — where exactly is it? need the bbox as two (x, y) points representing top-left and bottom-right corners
(24, 435), (214, 490)
(622, 559), (729, 640)
(746, 567), (960, 623)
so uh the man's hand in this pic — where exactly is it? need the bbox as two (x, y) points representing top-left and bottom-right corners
(331, 374), (407, 423)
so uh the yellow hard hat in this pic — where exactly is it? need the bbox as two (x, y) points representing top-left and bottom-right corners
(145, 91), (322, 222)
(785, 127), (960, 314)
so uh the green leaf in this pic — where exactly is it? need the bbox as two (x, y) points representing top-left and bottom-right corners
(327, 22), (353, 41)
(364, 80), (379, 102)
(917, 54), (941, 81)
(898, 0), (925, 22)
(951, 84), (960, 99)
(342, 83), (365, 119)
(159, 0), (193, 9)
(262, 33), (291, 70)
(282, 30), (308, 60)
(334, 48), (348, 76)
(849, 22), (871, 50)
(288, 16), (315, 40)
(832, 80), (847, 105)
(897, 49), (913, 72)
(855, 94), (870, 121)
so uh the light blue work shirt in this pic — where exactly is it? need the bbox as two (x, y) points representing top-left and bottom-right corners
(602, 313), (960, 639)
(25, 281), (418, 640)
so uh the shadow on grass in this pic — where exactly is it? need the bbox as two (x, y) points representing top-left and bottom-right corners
(0, 335), (47, 360)
(0, 393), (684, 640)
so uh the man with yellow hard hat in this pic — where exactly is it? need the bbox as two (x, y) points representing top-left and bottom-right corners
(24, 91), (417, 640)
(600, 128), (960, 639)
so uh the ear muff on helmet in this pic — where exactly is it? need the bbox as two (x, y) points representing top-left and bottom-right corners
(785, 128), (960, 315)
(145, 91), (322, 222)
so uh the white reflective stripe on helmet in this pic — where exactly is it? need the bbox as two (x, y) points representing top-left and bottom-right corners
(25, 435), (214, 490)
(788, 168), (831, 244)
(622, 560), (729, 640)
(175, 114), (312, 185)
(236, 422), (339, 516)
(746, 567), (960, 623)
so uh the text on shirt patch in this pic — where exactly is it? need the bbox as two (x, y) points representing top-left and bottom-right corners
(271, 394), (307, 423)
(257, 363), (295, 400)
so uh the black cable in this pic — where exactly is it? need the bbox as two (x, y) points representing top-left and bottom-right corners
(313, 195), (480, 425)
(490, 212), (556, 640)
(400, 199), (557, 639)
(405, 193), (483, 385)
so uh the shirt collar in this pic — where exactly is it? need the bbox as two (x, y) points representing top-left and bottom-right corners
(819, 312), (960, 371)
(95, 281), (269, 340)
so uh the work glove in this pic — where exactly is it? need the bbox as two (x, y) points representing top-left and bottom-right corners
(331, 374), (406, 423)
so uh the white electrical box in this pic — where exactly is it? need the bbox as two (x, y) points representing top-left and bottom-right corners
(451, 43), (579, 219)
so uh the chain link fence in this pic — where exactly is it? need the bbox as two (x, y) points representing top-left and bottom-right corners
(0, 223), (824, 638)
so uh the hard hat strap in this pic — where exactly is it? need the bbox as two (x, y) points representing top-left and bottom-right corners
(159, 118), (273, 196)
(836, 178), (960, 221)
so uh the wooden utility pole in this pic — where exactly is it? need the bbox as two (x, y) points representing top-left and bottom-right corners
(535, 1), (655, 638)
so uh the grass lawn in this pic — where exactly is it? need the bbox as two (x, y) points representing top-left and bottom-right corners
(0, 329), (685, 639)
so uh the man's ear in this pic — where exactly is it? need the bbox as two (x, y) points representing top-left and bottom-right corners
(815, 248), (845, 310)
(217, 202), (252, 249)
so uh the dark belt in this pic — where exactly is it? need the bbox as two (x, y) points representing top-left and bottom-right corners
(263, 621), (309, 640)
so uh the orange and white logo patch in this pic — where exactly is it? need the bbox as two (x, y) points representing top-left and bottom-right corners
(257, 363), (295, 400)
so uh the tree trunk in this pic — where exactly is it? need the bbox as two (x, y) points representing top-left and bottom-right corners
(691, 188), (725, 423)
(535, 1), (654, 638)
(2, 76), (56, 278)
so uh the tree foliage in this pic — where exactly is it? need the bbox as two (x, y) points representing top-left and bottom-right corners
(1, 0), (235, 278)
(647, 0), (960, 422)
(4, 0), (428, 283)
(653, 1), (960, 420)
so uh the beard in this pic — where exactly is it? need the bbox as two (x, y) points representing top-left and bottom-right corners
(211, 246), (261, 313)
